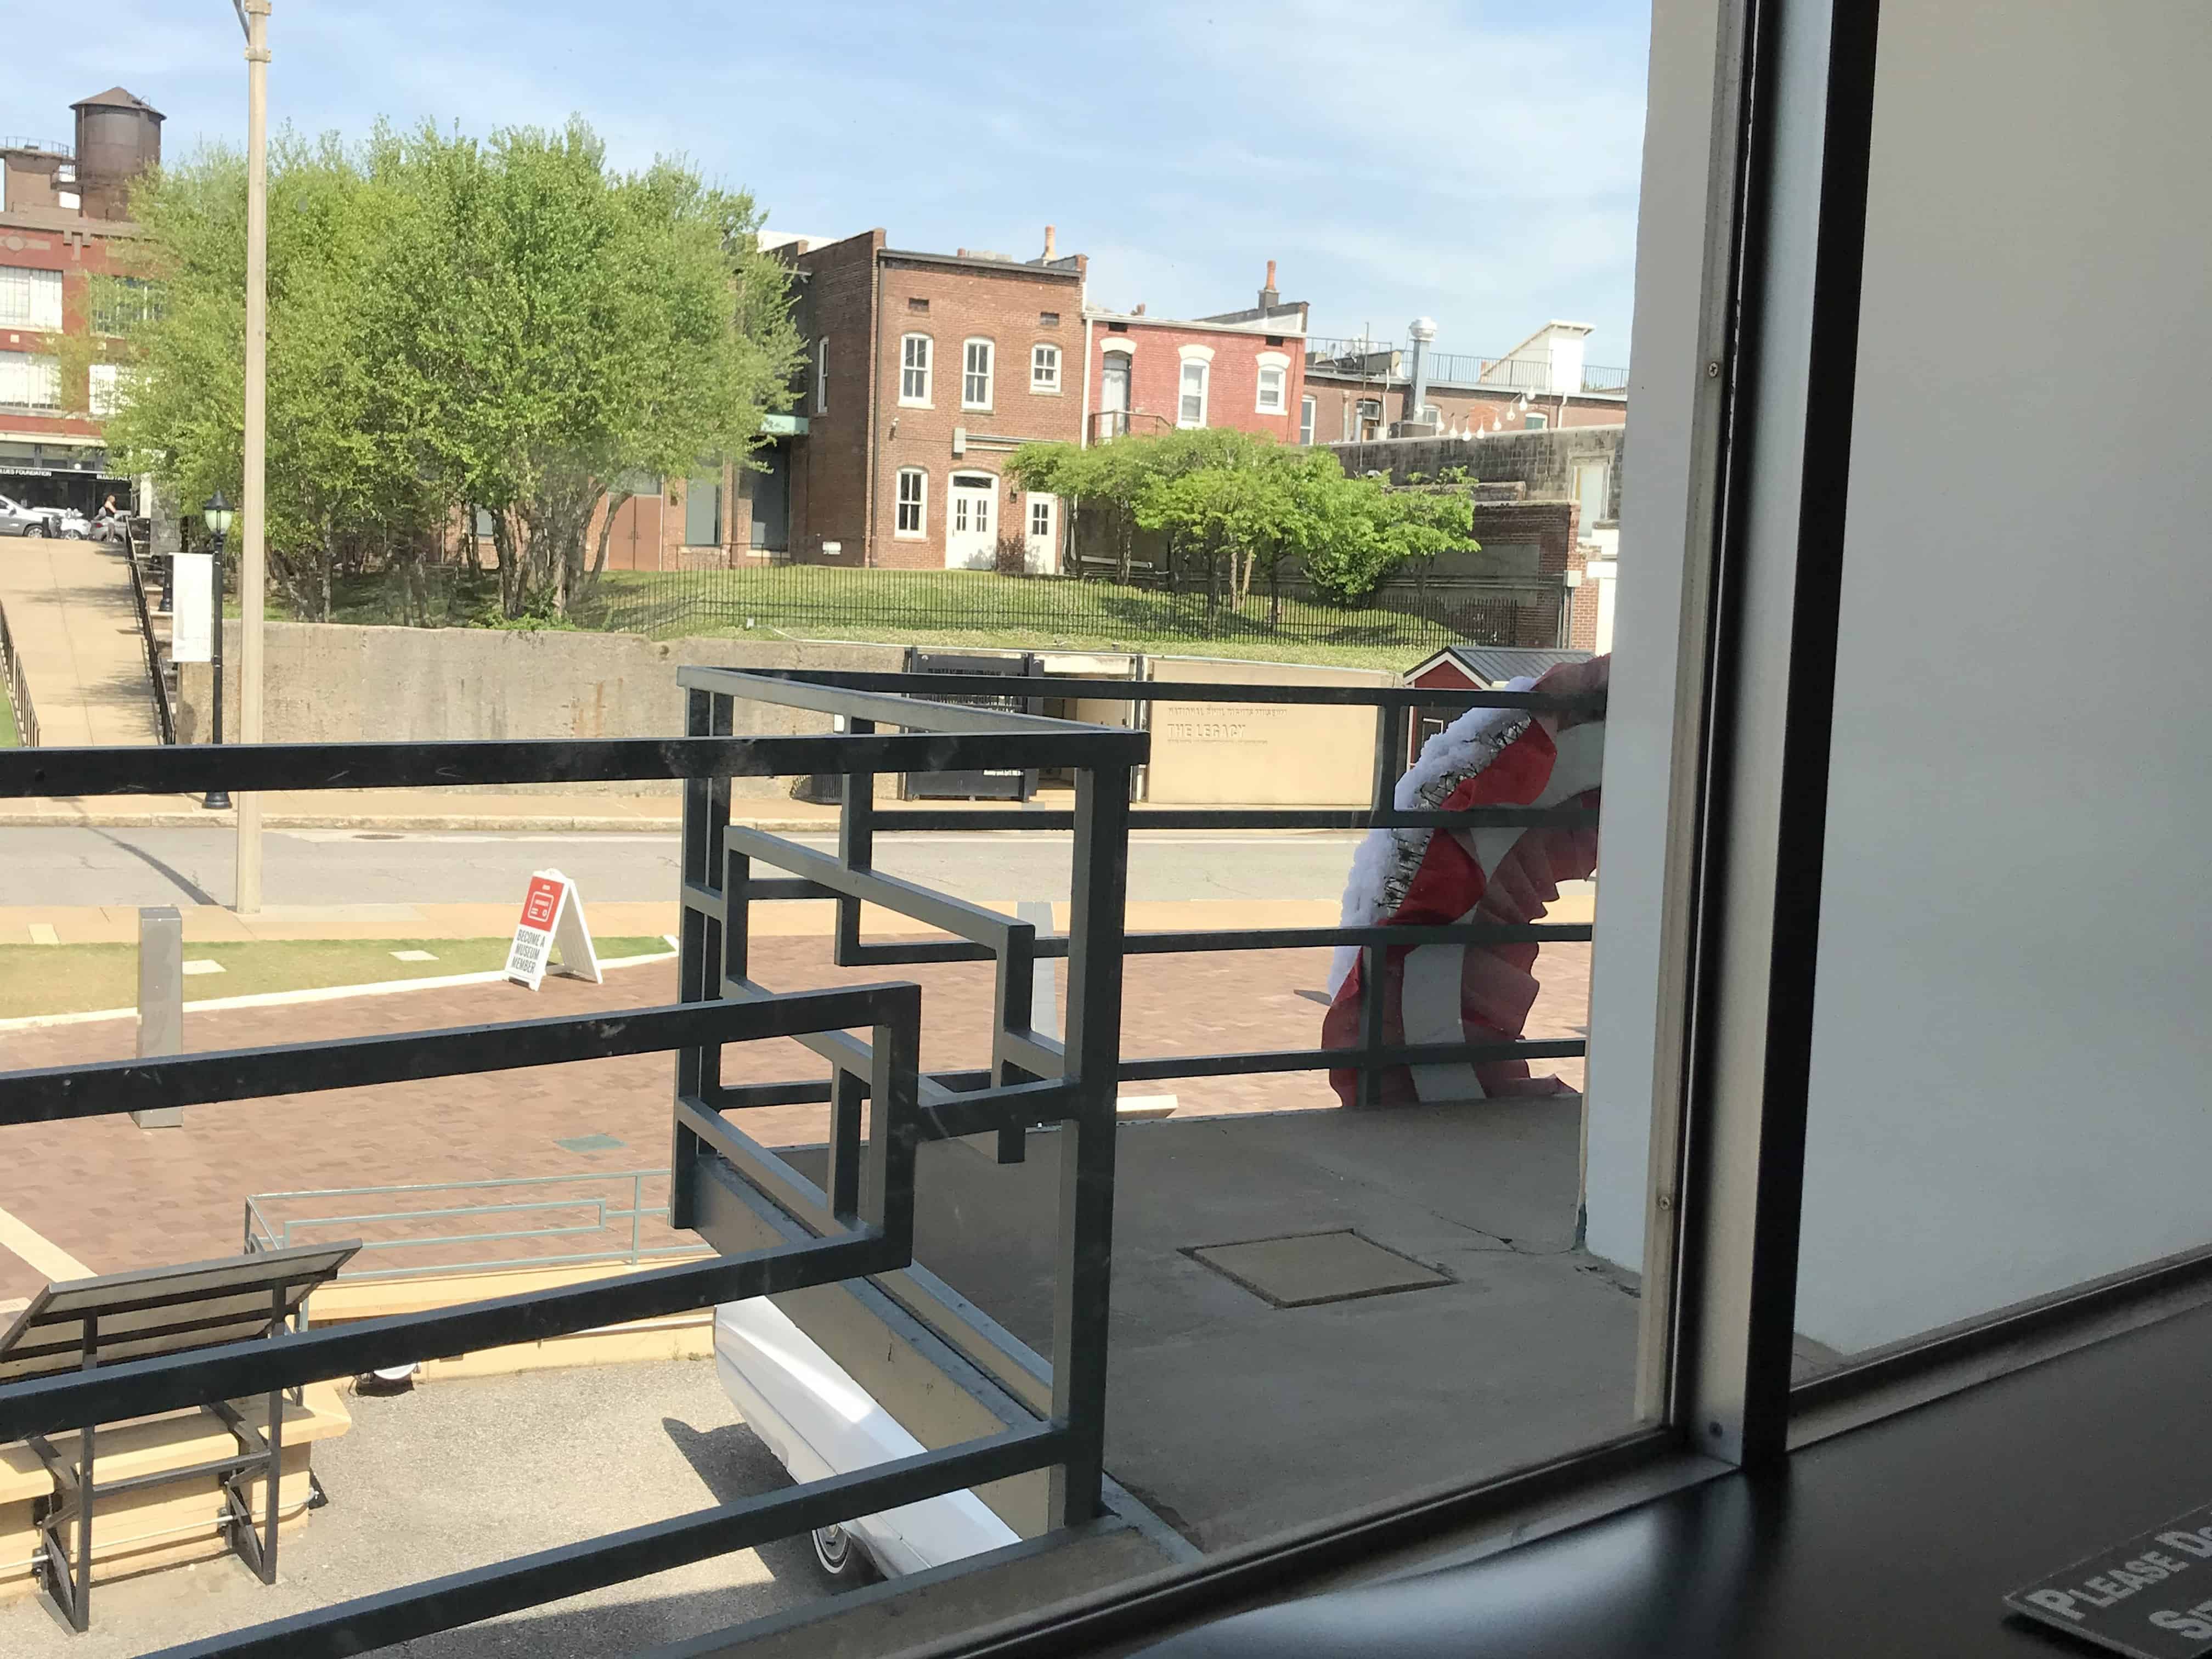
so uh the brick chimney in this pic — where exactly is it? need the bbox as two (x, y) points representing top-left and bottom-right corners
(1043, 224), (1056, 261)
(1259, 258), (1279, 310)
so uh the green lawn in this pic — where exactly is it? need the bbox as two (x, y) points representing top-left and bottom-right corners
(243, 564), (1489, 673)
(0, 691), (18, 748)
(0, 936), (673, 1019)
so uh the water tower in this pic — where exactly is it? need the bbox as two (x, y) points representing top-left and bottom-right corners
(71, 87), (164, 221)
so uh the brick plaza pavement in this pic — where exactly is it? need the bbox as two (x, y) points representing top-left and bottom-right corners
(0, 936), (1590, 1301)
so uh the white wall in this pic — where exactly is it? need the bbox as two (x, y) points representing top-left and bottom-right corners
(1584, 1), (2212, 1351)
(1793, 0), (2212, 1351)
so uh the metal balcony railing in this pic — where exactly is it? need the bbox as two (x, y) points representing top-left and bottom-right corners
(1088, 408), (1174, 443)
(0, 667), (1600, 1656)
(1305, 340), (1630, 397)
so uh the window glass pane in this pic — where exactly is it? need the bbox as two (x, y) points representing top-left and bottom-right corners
(683, 473), (721, 546)
(0, 9), (1668, 1654)
(0, 266), (63, 331)
(1771, 3), (2212, 1374)
(0, 350), (61, 409)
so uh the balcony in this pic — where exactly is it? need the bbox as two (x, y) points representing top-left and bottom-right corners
(0, 667), (1614, 1655)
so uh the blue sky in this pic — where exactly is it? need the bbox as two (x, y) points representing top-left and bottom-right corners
(20, 1), (1652, 364)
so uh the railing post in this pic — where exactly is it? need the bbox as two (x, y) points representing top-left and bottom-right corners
(132, 906), (184, 1129)
(1358, 703), (1407, 1108)
(1051, 761), (1130, 1527)
(669, 685), (721, 1233)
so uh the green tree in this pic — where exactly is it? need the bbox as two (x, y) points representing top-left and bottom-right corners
(1011, 430), (1467, 607)
(92, 117), (802, 621)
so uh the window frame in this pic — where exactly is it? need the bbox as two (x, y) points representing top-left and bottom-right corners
(1176, 345), (1214, 429)
(8, 9), (2179, 1656)
(87, 362), (123, 417)
(900, 333), (933, 408)
(0, 348), (61, 411)
(0, 265), (63, 332)
(894, 466), (928, 538)
(814, 335), (829, 416)
(1030, 342), (1062, 394)
(961, 337), (995, 412)
(1255, 349), (1290, 415)
(1300, 393), (1316, 445)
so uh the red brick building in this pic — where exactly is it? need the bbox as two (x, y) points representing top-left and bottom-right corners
(0, 88), (161, 515)
(1082, 264), (1309, 447)
(773, 228), (1089, 571)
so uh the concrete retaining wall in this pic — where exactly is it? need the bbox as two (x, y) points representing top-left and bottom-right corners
(178, 623), (906, 797)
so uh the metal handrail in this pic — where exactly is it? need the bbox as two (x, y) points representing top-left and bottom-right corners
(121, 547), (174, 743)
(242, 1170), (702, 1283)
(0, 598), (36, 747)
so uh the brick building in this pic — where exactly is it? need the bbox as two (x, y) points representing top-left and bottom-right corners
(1082, 263), (1310, 447)
(1303, 320), (1628, 448)
(767, 227), (1088, 571)
(1327, 425), (1627, 654)
(0, 88), (161, 516)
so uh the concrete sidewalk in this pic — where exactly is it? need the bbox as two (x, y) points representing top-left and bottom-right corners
(0, 537), (160, 747)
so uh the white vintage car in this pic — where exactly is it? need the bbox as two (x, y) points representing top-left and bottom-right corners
(714, 1296), (1019, 1583)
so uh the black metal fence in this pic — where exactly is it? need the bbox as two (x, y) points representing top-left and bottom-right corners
(0, 596), (36, 747)
(577, 565), (1565, 654)
(0, 669), (1600, 1656)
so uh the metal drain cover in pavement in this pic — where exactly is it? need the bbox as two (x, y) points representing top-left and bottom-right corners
(1187, 1229), (1451, 1308)
(555, 1133), (626, 1153)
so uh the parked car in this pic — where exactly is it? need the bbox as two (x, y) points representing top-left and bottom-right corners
(46, 508), (91, 540)
(714, 1296), (1019, 1583)
(0, 495), (53, 537)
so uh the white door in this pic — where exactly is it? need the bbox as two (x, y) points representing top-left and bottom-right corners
(947, 473), (996, 569)
(1023, 493), (1058, 573)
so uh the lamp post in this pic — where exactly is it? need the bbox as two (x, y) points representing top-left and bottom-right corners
(202, 492), (234, 811)
(231, 0), (272, 910)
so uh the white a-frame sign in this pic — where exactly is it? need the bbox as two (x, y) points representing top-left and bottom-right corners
(505, 868), (603, 990)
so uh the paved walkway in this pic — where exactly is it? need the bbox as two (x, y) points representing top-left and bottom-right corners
(0, 536), (158, 746)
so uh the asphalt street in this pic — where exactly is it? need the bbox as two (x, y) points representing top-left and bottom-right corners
(0, 826), (1369, 911)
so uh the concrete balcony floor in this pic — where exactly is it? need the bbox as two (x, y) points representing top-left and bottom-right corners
(788, 1090), (1643, 1554)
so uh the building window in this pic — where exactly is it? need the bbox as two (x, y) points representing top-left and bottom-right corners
(88, 363), (125, 416)
(0, 267), (63, 332)
(1176, 346), (1215, 429)
(900, 334), (933, 406)
(1300, 393), (1316, 445)
(1572, 459), (1612, 529)
(1029, 496), (1052, 539)
(895, 467), (927, 537)
(1255, 351), (1289, 415)
(684, 472), (723, 546)
(1039, 311), (1060, 327)
(1031, 343), (1060, 392)
(962, 338), (994, 410)
(907, 296), (929, 313)
(814, 336), (828, 415)
(1356, 397), (1383, 439)
(0, 351), (60, 410)
(1525, 412), (1549, 430)
(93, 277), (158, 335)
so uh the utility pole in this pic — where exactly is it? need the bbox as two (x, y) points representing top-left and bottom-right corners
(233, 0), (270, 912)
